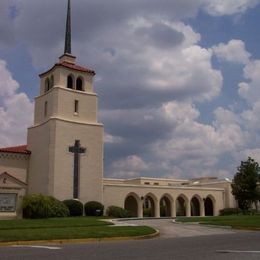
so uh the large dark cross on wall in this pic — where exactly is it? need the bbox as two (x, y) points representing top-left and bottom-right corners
(69, 140), (86, 199)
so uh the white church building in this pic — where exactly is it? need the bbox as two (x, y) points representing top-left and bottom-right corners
(0, 0), (236, 219)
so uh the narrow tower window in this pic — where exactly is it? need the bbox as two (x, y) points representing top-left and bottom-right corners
(45, 78), (50, 92)
(67, 75), (74, 89)
(76, 77), (83, 91)
(74, 100), (79, 114)
(50, 75), (54, 88)
(44, 101), (48, 117)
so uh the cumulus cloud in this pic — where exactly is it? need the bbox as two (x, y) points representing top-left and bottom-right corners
(241, 101), (260, 133)
(86, 18), (222, 109)
(103, 101), (248, 179)
(212, 39), (251, 64)
(0, 60), (19, 96)
(213, 107), (240, 126)
(238, 60), (260, 103)
(104, 133), (124, 144)
(0, 59), (33, 146)
(203, 0), (258, 16)
(150, 102), (246, 178)
(109, 155), (149, 178)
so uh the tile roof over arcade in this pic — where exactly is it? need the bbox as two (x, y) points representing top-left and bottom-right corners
(0, 145), (31, 155)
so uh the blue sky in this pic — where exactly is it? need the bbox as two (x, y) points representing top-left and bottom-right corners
(1, 0), (260, 180)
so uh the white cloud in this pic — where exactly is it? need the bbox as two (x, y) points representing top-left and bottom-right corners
(150, 101), (245, 178)
(238, 60), (260, 103)
(162, 101), (200, 123)
(204, 0), (258, 16)
(0, 59), (33, 147)
(242, 101), (260, 131)
(80, 18), (223, 106)
(110, 155), (149, 178)
(104, 133), (124, 144)
(0, 60), (19, 96)
(145, 44), (223, 102)
(212, 39), (251, 64)
(213, 107), (240, 126)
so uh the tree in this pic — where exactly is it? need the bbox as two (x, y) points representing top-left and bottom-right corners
(231, 157), (260, 211)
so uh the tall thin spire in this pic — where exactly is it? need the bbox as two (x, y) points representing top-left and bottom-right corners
(64, 0), (72, 54)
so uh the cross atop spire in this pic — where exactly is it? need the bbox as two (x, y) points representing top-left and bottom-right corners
(64, 0), (72, 54)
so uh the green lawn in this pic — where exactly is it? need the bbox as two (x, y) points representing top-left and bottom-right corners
(0, 217), (156, 242)
(0, 217), (111, 230)
(176, 215), (260, 229)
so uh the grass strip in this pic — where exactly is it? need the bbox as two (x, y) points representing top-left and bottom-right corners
(0, 217), (111, 230)
(0, 226), (155, 242)
(176, 215), (260, 229)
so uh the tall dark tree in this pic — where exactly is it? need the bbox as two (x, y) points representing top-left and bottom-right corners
(231, 157), (260, 211)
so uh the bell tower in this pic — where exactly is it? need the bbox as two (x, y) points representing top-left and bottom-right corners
(27, 0), (104, 203)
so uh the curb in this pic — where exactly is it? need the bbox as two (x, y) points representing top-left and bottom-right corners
(231, 226), (260, 231)
(174, 220), (232, 229)
(0, 230), (160, 247)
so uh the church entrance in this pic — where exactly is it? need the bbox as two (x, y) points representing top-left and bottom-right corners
(204, 197), (214, 216)
(124, 194), (138, 217)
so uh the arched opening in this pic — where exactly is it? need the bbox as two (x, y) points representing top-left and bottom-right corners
(76, 77), (83, 91)
(45, 78), (50, 92)
(191, 196), (200, 216)
(50, 75), (54, 88)
(67, 75), (74, 89)
(124, 195), (138, 217)
(204, 197), (214, 216)
(143, 195), (156, 217)
(176, 196), (186, 216)
(160, 195), (172, 217)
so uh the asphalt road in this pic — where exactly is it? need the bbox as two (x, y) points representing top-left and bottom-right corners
(0, 220), (259, 260)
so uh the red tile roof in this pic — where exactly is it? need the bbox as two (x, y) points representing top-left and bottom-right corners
(0, 145), (31, 155)
(39, 61), (96, 77)
(58, 61), (96, 74)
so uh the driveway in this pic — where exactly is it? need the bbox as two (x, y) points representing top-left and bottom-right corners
(112, 218), (237, 238)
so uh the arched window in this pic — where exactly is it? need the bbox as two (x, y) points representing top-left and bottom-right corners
(76, 77), (83, 91)
(45, 78), (50, 92)
(50, 75), (54, 88)
(67, 75), (74, 89)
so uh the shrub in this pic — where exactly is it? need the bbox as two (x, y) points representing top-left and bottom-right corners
(106, 206), (130, 218)
(22, 194), (69, 219)
(219, 208), (242, 216)
(63, 199), (83, 216)
(84, 201), (104, 216)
